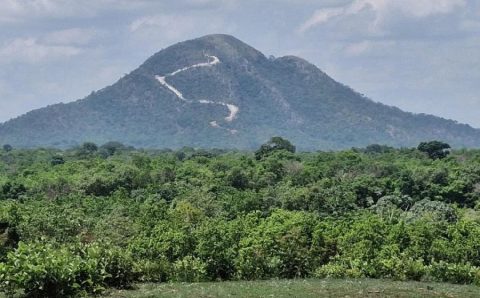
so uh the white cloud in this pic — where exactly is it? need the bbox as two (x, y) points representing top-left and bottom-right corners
(42, 28), (98, 46)
(298, 0), (466, 34)
(403, 0), (466, 17)
(129, 14), (199, 41)
(130, 15), (173, 32)
(343, 39), (395, 56)
(298, 7), (346, 33)
(129, 13), (229, 41)
(0, 38), (81, 64)
(185, 0), (237, 6)
(0, 0), (88, 22)
(460, 19), (480, 32)
(343, 40), (371, 56)
(0, 0), (160, 23)
(0, 0), (238, 23)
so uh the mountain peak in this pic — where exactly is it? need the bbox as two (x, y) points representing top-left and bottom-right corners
(140, 34), (265, 75)
(189, 33), (264, 58)
(193, 33), (242, 43)
(1, 34), (480, 150)
(187, 33), (253, 49)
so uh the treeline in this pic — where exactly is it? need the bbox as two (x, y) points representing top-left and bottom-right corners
(0, 138), (480, 296)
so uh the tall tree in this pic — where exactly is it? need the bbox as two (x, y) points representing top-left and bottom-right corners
(417, 141), (451, 159)
(2, 144), (12, 152)
(255, 136), (296, 160)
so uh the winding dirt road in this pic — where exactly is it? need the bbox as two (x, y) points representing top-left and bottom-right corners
(155, 55), (238, 133)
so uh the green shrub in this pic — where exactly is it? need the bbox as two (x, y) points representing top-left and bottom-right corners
(401, 258), (426, 281)
(0, 242), (84, 297)
(194, 218), (240, 280)
(234, 210), (318, 280)
(83, 244), (137, 288)
(314, 263), (347, 278)
(172, 256), (207, 282)
(474, 270), (480, 286)
(135, 259), (172, 282)
(0, 242), (137, 297)
(407, 199), (457, 222)
(314, 262), (363, 279)
(427, 261), (478, 284)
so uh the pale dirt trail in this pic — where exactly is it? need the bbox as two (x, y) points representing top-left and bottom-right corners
(155, 55), (238, 132)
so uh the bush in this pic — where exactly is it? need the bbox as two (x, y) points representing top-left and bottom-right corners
(313, 263), (362, 279)
(0, 242), (85, 297)
(314, 263), (347, 278)
(401, 258), (427, 281)
(1, 182), (26, 200)
(50, 155), (65, 166)
(407, 199), (457, 222)
(0, 221), (19, 260)
(0, 242), (137, 297)
(234, 210), (318, 279)
(427, 261), (479, 284)
(194, 219), (240, 280)
(135, 259), (172, 282)
(172, 256), (207, 282)
(83, 244), (137, 289)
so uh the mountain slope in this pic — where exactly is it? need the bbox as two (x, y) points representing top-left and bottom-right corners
(1, 34), (479, 150)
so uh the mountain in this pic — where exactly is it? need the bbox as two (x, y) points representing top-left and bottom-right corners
(1, 34), (480, 150)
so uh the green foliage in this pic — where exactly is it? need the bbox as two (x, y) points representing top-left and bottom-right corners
(235, 210), (318, 280)
(0, 221), (19, 261)
(76, 142), (99, 158)
(0, 242), (136, 297)
(0, 144), (479, 294)
(172, 256), (207, 282)
(81, 142), (98, 153)
(100, 142), (131, 158)
(0, 242), (85, 297)
(1, 181), (26, 200)
(428, 261), (480, 284)
(255, 137), (296, 160)
(227, 167), (249, 190)
(407, 199), (457, 222)
(50, 155), (65, 166)
(418, 141), (451, 160)
(134, 258), (171, 283)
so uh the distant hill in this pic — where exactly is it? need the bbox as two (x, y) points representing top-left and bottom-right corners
(1, 34), (479, 150)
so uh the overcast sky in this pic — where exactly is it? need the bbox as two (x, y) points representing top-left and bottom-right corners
(0, 0), (479, 127)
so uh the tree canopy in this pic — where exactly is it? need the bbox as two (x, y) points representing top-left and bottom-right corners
(0, 141), (479, 296)
(255, 136), (296, 160)
(418, 141), (451, 159)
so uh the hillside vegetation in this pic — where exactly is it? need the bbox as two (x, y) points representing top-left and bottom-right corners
(1, 34), (480, 150)
(0, 139), (480, 296)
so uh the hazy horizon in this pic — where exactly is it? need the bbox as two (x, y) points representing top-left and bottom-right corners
(0, 0), (479, 127)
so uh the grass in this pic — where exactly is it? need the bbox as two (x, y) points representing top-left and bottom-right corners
(104, 279), (480, 298)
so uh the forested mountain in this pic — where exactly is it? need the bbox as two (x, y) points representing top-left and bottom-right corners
(1, 34), (479, 150)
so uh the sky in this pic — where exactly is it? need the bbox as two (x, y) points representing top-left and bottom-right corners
(0, 0), (479, 127)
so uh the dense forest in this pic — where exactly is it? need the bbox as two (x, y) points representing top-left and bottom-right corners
(1, 138), (480, 296)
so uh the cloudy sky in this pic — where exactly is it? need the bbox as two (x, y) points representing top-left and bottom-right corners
(0, 0), (479, 127)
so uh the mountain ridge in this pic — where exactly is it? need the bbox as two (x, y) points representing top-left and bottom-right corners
(1, 34), (480, 150)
